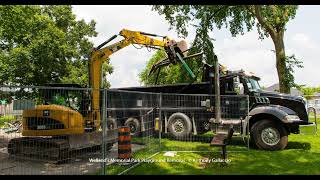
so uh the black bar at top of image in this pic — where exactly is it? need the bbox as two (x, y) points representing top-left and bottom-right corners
(0, 0), (318, 5)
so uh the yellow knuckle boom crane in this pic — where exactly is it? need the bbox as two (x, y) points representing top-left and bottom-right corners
(7, 29), (188, 161)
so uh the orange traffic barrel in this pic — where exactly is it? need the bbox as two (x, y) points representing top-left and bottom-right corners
(118, 126), (132, 159)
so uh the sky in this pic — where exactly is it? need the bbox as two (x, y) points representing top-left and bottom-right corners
(72, 5), (320, 89)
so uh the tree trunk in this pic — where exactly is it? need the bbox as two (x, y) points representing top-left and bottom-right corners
(273, 31), (290, 94)
(250, 6), (291, 94)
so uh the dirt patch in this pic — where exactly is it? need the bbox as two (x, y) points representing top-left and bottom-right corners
(0, 143), (146, 175)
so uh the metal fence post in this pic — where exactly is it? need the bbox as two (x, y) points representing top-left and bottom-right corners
(101, 89), (107, 175)
(159, 93), (162, 152)
(247, 95), (250, 150)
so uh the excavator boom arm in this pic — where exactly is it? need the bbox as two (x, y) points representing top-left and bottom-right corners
(91, 29), (171, 62)
(88, 29), (179, 129)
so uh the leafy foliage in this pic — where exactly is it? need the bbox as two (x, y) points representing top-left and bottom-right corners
(283, 54), (303, 89)
(150, 5), (301, 93)
(139, 47), (207, 86)
(0, 5), (112, 87)
(300, 87), (320, 97)
(139, 49), (173, 85)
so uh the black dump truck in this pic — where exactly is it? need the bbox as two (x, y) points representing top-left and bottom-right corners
(107, 59), (314, 151)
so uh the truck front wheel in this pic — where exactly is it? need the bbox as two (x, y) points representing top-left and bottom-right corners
(251, 120), (288, 150)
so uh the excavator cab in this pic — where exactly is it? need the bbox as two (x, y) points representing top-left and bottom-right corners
(40, 83), (90, 116)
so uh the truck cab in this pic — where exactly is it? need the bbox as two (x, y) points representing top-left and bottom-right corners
(219, 70), (312, 150)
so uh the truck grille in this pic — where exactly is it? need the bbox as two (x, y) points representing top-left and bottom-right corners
(26, 117), (65, 130)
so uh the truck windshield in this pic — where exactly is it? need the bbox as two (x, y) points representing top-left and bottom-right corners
(246, 78), (261, 92)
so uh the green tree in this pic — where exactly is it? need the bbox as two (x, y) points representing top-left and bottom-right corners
(140, 49), (178, 85)
(300, 86), (320, 99)
(60, 57), (113, 88)
(139, 47), (206, 86)
(151, 5), (301, 93)
(0, 5), (112, 88)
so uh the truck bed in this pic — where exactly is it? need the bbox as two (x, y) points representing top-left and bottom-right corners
(111, 82), (211, 95)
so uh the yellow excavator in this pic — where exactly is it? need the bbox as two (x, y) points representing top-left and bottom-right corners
(7, 29), (188, 161)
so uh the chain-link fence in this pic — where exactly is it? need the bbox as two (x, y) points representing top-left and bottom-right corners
(0, 86), (251, 175)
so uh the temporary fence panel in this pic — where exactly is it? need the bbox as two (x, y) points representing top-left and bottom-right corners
(104, 90), (161, 175)
(0, 86), (104, 175)
(0, 86), (251, 175)
(159, 93), (250, 152)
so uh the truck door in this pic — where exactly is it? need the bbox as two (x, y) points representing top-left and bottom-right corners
(221, 76), (247, 119)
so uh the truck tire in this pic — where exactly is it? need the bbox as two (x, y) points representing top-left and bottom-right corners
(167, 113), (192, 138)
(106, 117), (117, 130)
(125, 117), (140, 135)
(251, 120), (288, 151)
(105, 143), (114, 151)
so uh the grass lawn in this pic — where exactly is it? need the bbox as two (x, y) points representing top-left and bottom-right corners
(115, 118), (320, 175)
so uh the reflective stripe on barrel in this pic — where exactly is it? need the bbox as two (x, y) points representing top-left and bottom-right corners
(118, 126), (132, 159)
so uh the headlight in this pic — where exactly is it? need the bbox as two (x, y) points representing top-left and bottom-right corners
(284, 115), (301, 122)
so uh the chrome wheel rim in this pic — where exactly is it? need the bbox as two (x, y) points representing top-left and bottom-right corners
(261, 127), (280, 146)
(173, 119), (185, 133)
(108, 123), (114, 130)
(129, 123), (137, 133)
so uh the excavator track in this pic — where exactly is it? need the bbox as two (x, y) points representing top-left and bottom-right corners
(7, 137), (72, 164)
(7, 134), (116, 164)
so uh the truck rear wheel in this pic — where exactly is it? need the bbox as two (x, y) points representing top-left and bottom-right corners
(106, 117), (117, 130)
(167, 113), (192, 138)
(125, 117), (140, 135)
(251, 120), (288, 150)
